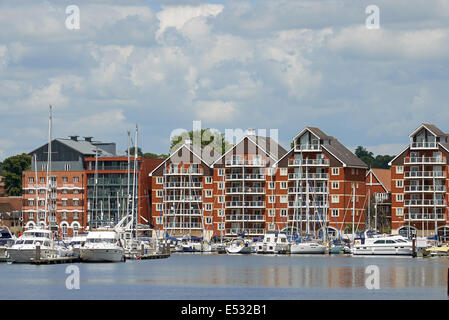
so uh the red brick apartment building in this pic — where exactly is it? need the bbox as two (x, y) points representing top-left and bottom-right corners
(150, 127), (368, 240)
(366, 168), (392, 232)
(389, 124), (449, 241)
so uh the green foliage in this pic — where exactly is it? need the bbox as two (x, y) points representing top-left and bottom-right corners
(1, 153), (31, 196)
(142, 152), (168, 159)
(354, 146), (394, 169)
(170, 129), (233, 155)
(125, 147), (143, 157)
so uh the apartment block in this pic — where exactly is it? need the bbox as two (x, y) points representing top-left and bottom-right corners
(389, 124), (449, 240)
(366, 168), (391, 232)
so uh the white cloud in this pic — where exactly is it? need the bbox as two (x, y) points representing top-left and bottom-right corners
(194, 100), (238, 124)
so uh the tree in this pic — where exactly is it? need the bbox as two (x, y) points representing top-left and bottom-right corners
(125, 147), (143, 157)
(354, 146), (394, 169)
(169, 129), (233, 155)
(1, 153), (32, 196)
(125, 147), (168, 159)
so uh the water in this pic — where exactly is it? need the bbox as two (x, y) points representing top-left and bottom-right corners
(0, 254), (448, 300)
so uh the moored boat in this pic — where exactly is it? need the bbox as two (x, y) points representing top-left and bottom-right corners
(80, 229), (125, 262)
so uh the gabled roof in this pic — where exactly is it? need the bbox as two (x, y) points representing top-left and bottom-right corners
(322, 139), (368, 169)
(293, 126), (332, 142)
(56, 138), (114, 157)
(367, 168), (391, 192)
(409, 123), (447, 138)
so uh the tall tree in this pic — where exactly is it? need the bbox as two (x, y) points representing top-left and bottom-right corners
(170, 129), (233, 155)
(1, 153), (32, 196)
(354, 146), (394, 169)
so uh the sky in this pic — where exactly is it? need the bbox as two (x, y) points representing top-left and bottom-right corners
(1, 0), (449, 160)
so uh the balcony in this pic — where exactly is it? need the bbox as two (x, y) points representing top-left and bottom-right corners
(225, 159), (266, 167)
(404, 156), (446, 165)
(288, 187), (328, 194)
(287, 214), (329, 222)
(225, 174), (265, 181)
(225, 228), (265, 236)
(164, 209), (202, 216)
(225, 215), (265, 222)
(404, 213), (446, 221)
(410, 142), (438, 150)
(294, 143), (321, 152)
(165, 182), (203, 189)
(404, 171), (446, 179)
(404, 199), (447, 207)
(165, 222), (202, 229)
(165, 195), (202, 202)
(165, 168), (204, 175)
(404, 185), (446, 193)
(288, 173), (328, 180)
(288, 201), (328, 208)
(226, 187), (265, 194)
(225, 201), (265, 208)
(288, 159), (330, 167)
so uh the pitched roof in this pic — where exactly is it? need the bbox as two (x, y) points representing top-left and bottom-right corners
(55, 138), (115, 157)
(410, 123), (447, 138)
(369, 168), (391, 192)
(293, 126), (332, 141)
(322, 139), (368, 169)
(247, 135), (288, 160)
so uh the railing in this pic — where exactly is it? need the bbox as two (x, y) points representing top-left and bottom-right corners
(404, 199), (447, 206)
(404, 213), (446, 221)
(404, 171), (446, 178)
(410, 142), (437, 149)
(225, 201), (265, 208)
(294, 144), (321, 151)
(87, 178), (128, 185)
(288, 201), (328, 208)
(287, 215), (329, 222)
(164, 209), (202, 216)
(288, 159), (329, 166)
(404, 185), (446, 192)
(404, 157), (446, 165)
(165, 168), (204, 175)
(225, 174), (265, 180)
(226, 187), (265, 194)
(225, 159), (266, 167)
(288, 187), (328, 193)
(225, 215), (265, 222)
(165, 195), (202, 202)
(165, 222), (202, 229)
(165, 182), (203, 188)
(288, 173), (329, 180)
(225, 228), (265, 235)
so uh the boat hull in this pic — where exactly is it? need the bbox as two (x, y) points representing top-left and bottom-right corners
(290, 243), (326, 254)
(352, 245), (413, 256)
(80, 248), (125, 262)
(7, 248), (58, 263)
(226, 245), (252, 254)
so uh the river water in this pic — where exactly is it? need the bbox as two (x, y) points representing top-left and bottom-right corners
(1, 253), (448, 300)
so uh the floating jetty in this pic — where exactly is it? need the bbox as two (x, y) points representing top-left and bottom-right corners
(29, 256), (81, 265)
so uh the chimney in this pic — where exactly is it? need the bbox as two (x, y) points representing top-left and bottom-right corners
(69, 135), (79, 141)
(84, 136), (93, 142)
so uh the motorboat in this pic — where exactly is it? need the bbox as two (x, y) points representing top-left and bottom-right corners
(422, 245), (449, 256)
(80, 229), (125, 262)
(225, 238), (252, 254)
(351, 232), (413, 256)
(0, 228), (16, 261)
(255, 231), (289, 254)
(68, 234), (87, 258)
(7, 229), (59, 263)
(290, 239), (327, 254)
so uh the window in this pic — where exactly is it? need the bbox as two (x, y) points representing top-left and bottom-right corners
(268, 196), (275, 203)
(73, 213), (79, 220)
(73, 189), (79, 194)
(218, 169), (224, 176)
(205, 203), (212, 211)
(28, 199), (35, 206)
(218, 223), (224, 231)
(73, 200), (79, 206)
(332, 195), (339, 203)
(156, 177), (163, 184)
(62, 189), (68, 194)
(28, 177), (34, 183)
(268, 223), (275, 231)
(205, 190), (212, 197)
(280, 182), (287, 189)
(396, 180), (403, 188)
(40, 177), (45, 183)
(62, 177), (68, 183)
(332, 168), (339, 175)
(268, 182), (275, 189)
(396, 208), (403, 216)
(268, 209), (275, 217)
(396, 194), (403, 202)
(156, 204), (162, 211)
(280, 195), (288, 203)
(218, 196), (224, 204)
(217, 209), (224, 217)
(218, 182), (223, 190)
(205, 217), (212, 224)
(28, 189), (35, 194)
(331, 209), (339, 217)
(280, 168), (287, 176)
(396, 166), (403, 174)
(62, 200), (68, 206)
(205, 177), (212, 184)
(156, 190), (163, 198)
(62, 212), (67, 220)
(351, 168), (355, 175)
(156, 216), (163, 224)
(332, 182), (339, 189)
(28, 212), (34, 219)
(73, 177), (79, 183)
(280, 209), (287, 217)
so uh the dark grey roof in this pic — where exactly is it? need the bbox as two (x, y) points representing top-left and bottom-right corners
(322, 139), (368, 168)
(248, 136), (288, 161)
(421, 124), (447, 137)
(56, 138), (115, 157)
(306, 127), (333, 140)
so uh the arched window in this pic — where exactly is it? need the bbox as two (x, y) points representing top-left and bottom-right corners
(61, 223), (68, 238)
(72, 223), (80, 237)
(398, 226), (416, 239)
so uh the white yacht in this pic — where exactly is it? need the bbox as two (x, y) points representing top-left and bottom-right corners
(7, 229), (59, 263)
(255, 232), (289, 254)
(68, 234), (87, 258)
(225, 238), (252, 254)
(351, 234), (413, 256)
(80, 230), (125, 262)
(290, 240), (327, 254)
(0, 228), (16, 261)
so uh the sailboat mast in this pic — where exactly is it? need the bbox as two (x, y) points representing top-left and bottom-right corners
(352, 183), (355, 240)
(44, 105), (52, 230)
(127, 130), (131, 221)
(34, 154), (38, 224)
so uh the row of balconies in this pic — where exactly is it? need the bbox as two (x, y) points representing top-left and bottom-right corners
(287, 215), (330, 222)
(163, 209), (202, 216)
(288, 173), (329, 180)
(404, 171), (446, 178)
(294, 143), (321, 152)
(165, 182), (202, 189)
(288, 187), (328, 194)
(225, 173), (265, 180)
(288, 159), (330, 167)
(288, 201), (328, 208)
(404, 213), (446, 221)
(225, 215), (265, 222)
(225, 159), (267, 167)
(165, 195), (202, 202)
(410, 142), (438, 149)
(226, 187), (265, 194)
(404, 185), (446, 193)
(165, 222), (202, 229)
(165, 168), (203, 175)
(225, 201), (265, 208)
(404, 199), (447, 207)
(404, 156), (446, 165)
